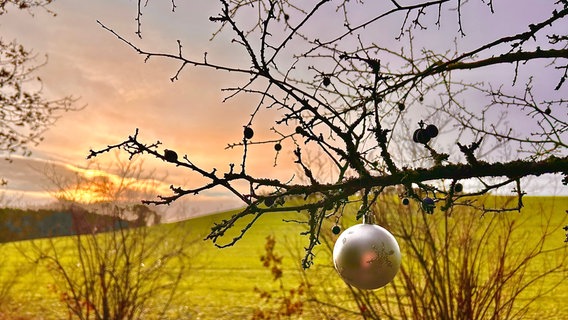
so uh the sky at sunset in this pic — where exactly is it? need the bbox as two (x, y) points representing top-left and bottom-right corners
(1, 0), (566, 219)
(1, 0), (270, 216)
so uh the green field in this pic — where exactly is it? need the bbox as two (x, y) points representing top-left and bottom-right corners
(1, 196), (567, 319)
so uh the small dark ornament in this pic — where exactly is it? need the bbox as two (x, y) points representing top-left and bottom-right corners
(425, 124), (439, 138)
(331, 225), (341, 235)
(284, 13), (290, 21)
(164, 149), (178, 163)
(412, 129), (420, 143)
(422, 197), (435, 214)
(397, 102), (405, 111)
(274, 143), (282, 151)
(244, 126), (254, 139)
(544, 107), (551, 115)
(323, 76), (331, 87)
(295, 126), (304, 134)
(413, 129), (430, 144)
(264, 197), (275, 207)
(453, 183), (463, 193)
(402, 198), (410, 205)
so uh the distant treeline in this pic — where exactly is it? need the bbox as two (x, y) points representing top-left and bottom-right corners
(0, 205), (146, 243)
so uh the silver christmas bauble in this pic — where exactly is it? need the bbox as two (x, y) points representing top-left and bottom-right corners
(333, 223), (401, 290)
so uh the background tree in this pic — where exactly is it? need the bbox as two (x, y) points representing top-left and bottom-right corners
(0, 0), (77, 185)
(24, 155), (195, 319)
(0, 1), (76, 316)
(0, 0), (53, 14)
(90, 0), (568, 265)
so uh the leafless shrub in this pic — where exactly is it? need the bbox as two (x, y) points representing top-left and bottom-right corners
(298, 196), (568, 319)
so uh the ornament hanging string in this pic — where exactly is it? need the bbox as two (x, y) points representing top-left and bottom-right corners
(357, 187), (382, 222)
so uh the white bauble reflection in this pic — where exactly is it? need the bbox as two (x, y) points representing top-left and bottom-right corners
(333, 223), (401, 290)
